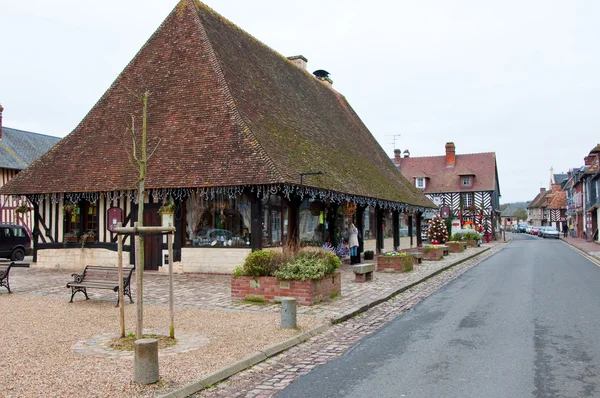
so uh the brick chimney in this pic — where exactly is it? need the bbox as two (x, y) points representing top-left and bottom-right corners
(584, 156), (593, 166)
(0, 104), (3, 140)
(287, 55), (307, 70)
(445, 142), (456, 168)
(394, 149), (401, 167)
(540, 187), (546, 194)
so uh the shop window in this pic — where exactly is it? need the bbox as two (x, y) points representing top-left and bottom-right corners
(299, 199), (322, 245)
(65, 205), (81, 235)
(262, 195), (284, 247)
(363, 206), (376, 240)
(83, 202), (98, 236)
(185, 193), (249, 247)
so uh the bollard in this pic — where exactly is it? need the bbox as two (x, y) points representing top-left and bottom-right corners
(280, 297), (297, 329)
(134, 338), (159, 385)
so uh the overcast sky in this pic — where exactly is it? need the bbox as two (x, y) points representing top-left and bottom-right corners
(1, 0), (598, 203)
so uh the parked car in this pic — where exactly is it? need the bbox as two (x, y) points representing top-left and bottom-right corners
(542, 226), (560, 239)
(0, 223), (32, 261)
(530, 226), (539, 235)
(517, 223), (529, 233)
(537, 226), (548, 237)
(525, 226), (533, 234)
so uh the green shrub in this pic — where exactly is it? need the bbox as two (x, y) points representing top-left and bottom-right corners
(273, 249), (341, 281)
(240, 250), (276, 277)
(451, 231), (482, 241)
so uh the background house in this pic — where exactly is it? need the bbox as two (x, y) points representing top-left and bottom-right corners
(499, 202), (529, 229)
(0, 105), (61, 237)
(395, 142), (501, 238)
(582, 145), (600, 241)
(527, 170), (568, 229)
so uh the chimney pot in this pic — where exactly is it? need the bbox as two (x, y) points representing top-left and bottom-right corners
(287, 55), (308, 70)
(540, 187), (546, 193)
(445, 142), (455, 168)
(394, 149), (401, 167)
(403, 149), (410, 158)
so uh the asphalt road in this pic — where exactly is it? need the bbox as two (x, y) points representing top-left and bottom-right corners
(277, 234), (600, 398)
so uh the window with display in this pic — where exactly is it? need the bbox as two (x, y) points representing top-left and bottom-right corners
(363, 206), (376, 240)
(299, 199), (324, 245)
(262, 194), (286, 247)
(185, 193), (250, 247)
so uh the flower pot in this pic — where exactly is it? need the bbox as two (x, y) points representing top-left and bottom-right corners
(363, 252), (374, 260)
(377, 255), (414, 272)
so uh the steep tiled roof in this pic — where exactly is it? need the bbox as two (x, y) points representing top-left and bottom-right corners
(548, 190), (566, 209)
(528, 190), (550, 208)
(0, 0), (433, 208)
(0, 127), (61, 170)
(398, 151), (498, 194)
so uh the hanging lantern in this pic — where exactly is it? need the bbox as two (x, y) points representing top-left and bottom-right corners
(309, 201), (324, 216)
(342, 200), (357, 216)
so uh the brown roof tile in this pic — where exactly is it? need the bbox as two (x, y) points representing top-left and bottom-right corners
(0, 1), (433, 208)
(398, 151), (498, 194)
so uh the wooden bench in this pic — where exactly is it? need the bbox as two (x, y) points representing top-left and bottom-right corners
(66, 265), (135, 306)
(353, 263), (375, 283)
(0, 262), (14, 293)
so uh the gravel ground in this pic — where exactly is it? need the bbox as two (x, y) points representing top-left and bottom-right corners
(0, 295), (326, 397)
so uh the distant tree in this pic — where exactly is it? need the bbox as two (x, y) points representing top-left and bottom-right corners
(514, 208), (528, 221)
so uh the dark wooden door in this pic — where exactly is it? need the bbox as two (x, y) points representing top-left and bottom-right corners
(143, 208), (161, 271)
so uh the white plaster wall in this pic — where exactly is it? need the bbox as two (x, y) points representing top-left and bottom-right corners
(167, 248), (253, 274)
(33, 248), (130, 271)
(363, 237), (417, 253)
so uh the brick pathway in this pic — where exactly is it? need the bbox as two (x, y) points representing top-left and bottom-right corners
(191, 243), (506, 397)
(7, 244), (497, 321)
(561, 235), (600, 260)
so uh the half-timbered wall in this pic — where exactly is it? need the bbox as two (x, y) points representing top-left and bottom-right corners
(0, 168), (34, 238)
(425, 191), (496, 235)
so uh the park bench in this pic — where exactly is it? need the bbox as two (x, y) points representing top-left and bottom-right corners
(353, 263), (375, 283)
(66, 265), (135, 306)
(0, 262), (14, 293)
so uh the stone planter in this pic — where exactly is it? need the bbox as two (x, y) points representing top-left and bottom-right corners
(463, 239), (479, 248)
(447, 242), (464, 253)
(377, 255), (414, 272)
(231, 271), (341, 306)
(422, 246), (444, 260)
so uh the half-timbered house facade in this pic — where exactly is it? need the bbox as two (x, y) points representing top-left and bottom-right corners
(395, 142), (501, 237)
(0, 0), (434, 272)
(0, 105), (61, 238)
(527, 172), (568, 229)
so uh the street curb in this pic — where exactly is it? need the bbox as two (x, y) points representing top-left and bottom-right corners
(159, 245), (496, 398)
(331, 246), (491, 324)
(158, 324), (329, 398)
(561, 239), (600, 267)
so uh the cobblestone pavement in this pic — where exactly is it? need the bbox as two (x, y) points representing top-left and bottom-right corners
(191, 243), (506, 398)
(7, 243), (496, 321)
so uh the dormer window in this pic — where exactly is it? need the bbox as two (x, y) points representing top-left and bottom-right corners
(462, 176), (472, 186)
(416, 178), (426, 189)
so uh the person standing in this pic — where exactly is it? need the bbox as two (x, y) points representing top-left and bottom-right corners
(348, 223), (360, 265)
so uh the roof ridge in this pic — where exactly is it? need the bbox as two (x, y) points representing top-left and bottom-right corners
(190, 0), (284, 182)
(2, 127), (61, 140)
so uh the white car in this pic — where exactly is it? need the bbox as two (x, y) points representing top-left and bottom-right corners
(542, 227), (560, 239)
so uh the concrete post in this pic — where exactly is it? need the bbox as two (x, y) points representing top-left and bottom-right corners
(281, 297), (297, 329)
(134, 338), (159, 384)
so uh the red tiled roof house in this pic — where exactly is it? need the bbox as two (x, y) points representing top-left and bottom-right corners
(0, 0), (434, 272)
(395, 142), (501, 237)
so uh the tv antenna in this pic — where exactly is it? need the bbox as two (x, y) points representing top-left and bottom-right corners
(387, 134), (401, 150)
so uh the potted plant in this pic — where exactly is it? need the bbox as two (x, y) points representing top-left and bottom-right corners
(62, 203), (79, 215)
(363, 250), (374, 260)
(63, 232), (79, 244)
(377, 251), (414, 272)
(14, 203), (31, 215)
(231, 248), (341, 305)
(158, 202), (176, 215)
